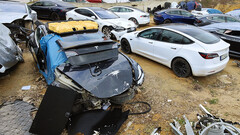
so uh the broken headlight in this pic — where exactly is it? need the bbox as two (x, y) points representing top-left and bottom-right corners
(114, 26), (125, 32)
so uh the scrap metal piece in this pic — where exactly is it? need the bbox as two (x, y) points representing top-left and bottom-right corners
(199, 104), (213, 117)
(151, 127), (161, 135)
(0, 100), (37, 135)
(183, 115), (195, 135)
(170, 123), (183, 135)
(29, 86), (78, 135)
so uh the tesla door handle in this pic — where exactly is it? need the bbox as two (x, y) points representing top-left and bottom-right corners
(171, 47), (176, 50)
(148, 42), (153, 44)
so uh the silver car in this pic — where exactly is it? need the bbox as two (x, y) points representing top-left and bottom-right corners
(0, 23), (23, 73)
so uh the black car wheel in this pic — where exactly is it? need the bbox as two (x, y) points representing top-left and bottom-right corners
(172, 58), (191, 78)
(51, 12), (60, 21)
(110, 88), (135, 105)
(102, 26), (112, 39)
(163, 19), (172, 24)
(121, 39), (132, 54)
(68, 18), (73, 21)
(129, 18), (139, 27)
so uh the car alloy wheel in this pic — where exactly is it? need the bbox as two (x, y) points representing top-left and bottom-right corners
(51, 12), (60, 21)
(163, 19), (171, 24)
(172, 58), (191, 78)
(102, 26), (112, 39)
(121, 39), (132, 54)
(129, 18), (139, 27)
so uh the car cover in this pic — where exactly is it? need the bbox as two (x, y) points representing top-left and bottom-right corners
(39, 34), (67, 84)
(201, 22), (240, 31)
(0, 23), (21, 72)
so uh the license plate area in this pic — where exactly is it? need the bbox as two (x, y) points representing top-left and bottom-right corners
(220, 53), (228, 61)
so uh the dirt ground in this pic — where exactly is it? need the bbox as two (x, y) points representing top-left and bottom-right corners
(0, 19), (240, 135)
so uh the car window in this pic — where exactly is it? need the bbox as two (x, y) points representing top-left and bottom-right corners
(0, 3), (26, 13)
(42, 1), (56, 6)
(159, 30), (192, 44)
(226, 16), (239, 22)
(35, 27), (45, 46)
(27, 5), (32, 14)
(167, 10), (180, 15)
(94, 10), (119, 19)
(119, 7), (133, 12)
(109, 7), (119, 12)
(210, 16), (225, 22)
(138, 28), (162, 40)
(32, 2), (43, 6)
(75, 9), (96, 18)
(181, 11), (192, 17)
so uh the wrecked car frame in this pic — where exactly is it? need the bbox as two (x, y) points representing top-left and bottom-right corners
(28, 20), (144, 111)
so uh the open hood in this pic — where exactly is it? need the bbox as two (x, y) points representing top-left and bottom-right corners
(0, 12), (27, 23)
(57, 54), (133, 98)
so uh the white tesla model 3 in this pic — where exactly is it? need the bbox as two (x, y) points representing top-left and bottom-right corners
(120, 24), (230, 77)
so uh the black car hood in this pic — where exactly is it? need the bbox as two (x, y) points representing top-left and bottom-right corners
(57, 54), (133, 98)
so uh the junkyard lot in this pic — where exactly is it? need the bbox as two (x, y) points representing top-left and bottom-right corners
(0, 19), (240, 135)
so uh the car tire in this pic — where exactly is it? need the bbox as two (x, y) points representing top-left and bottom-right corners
(102, 26), (112, 39)
(129, 18), (139, 27)
(110, 88), (135, 105)
(171, 58), (191, 78)
(51, 12), (60, 21)
(68, 18), (73, 21)
(121, 38), (132, 54)
(163, 19), (172, 24)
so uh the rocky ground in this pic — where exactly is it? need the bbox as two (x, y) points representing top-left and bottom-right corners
(0, 19), (240, 134)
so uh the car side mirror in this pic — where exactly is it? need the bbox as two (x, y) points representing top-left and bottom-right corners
(91, 16), (97, 20)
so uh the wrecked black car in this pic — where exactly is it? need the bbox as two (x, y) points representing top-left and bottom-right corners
(28, 20), (144, 110)
(201, 22), (240, 58)
(0, 23), (23, 73)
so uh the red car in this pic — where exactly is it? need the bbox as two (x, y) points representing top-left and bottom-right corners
(87, 0), (102, 3)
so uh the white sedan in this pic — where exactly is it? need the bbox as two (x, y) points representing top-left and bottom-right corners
(108, 6), (150, 26)
(120, 24), (230, 77)
(66, 7), (137, 40)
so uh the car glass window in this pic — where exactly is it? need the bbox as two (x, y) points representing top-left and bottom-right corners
(76, 9), (96, 18)
(110, 7), (119, 12)
(0, 3), (26, 13)
(226, 16), (239, 22)
(43, 1), (56, 6)
(138, 28), (161, 40)
(27, 5), (32, 14)
(159, 30), (184, 44)
(181, 11), (192, 17)
(119, 7), (133, 12)
(211, 16), (225, 22)
(32, 2), (43, 6)
(167, 10), (180, 15)
(94, 10), (119, 19)
(35, 28), (45, 46)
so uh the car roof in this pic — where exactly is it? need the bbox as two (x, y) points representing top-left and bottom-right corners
(37, 0), (74, 7)
(157, 8), (188, 13)
(87, 7), (105, 11)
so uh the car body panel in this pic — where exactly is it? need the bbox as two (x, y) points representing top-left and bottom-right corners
(192, 8), (222, 17)
(121, 24), (230, 76)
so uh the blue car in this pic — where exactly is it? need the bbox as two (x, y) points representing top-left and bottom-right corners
(154, 9), (196, 24)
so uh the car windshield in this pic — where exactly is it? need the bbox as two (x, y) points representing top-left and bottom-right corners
(0, 3), (26, 13)
(177, 27), (220, 44)
(94, 10), (119, 19)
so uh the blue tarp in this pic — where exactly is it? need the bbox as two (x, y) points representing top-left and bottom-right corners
(39, 34), (67, 84)
(207, 9), (222, 14)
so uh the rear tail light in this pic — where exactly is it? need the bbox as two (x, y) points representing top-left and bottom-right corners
(195, 19), (202, 23)
(140, 15), (148, 17)
(199, 52), (219, 59)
